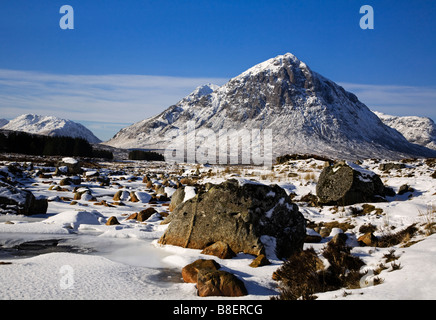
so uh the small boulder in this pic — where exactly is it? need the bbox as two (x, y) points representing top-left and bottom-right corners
(379, 163), (406, 171)
(113, 190), (130, 202)
(249, 254), (271, 268)
(181, 259), (220, 283)
(357, 232), (378, 246)
(201, 241), (236, 259)
(169, 187), (185, 212)
(328, 232), (348, 247)
(305, 228), (322, 243)
(137, 207), (157, 222)
(106, 216), (120, 225)
(398, 184), (414, 195)
(197, 270), (247, 297)
(129, 191), (139, 202)
(59, 178), (73, 186)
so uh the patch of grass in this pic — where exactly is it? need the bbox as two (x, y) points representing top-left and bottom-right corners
(320, 221), (355, 233)
(377, 224), (418, 247)
(272, 240), (367, 300)
(383, 249), (399, 263)
(389, 261), (402, 272)
(374, 263), (388, 275)
(350, 204), (383, 217)
(419, 204), (436, 236)
(271, 248), (323, 300)
(359, 223), (377, 234)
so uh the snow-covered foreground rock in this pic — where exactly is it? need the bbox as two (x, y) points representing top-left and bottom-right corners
(0, 154), (436, 300)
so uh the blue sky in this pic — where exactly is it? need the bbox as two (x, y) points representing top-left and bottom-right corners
(0, 0), (435, 141)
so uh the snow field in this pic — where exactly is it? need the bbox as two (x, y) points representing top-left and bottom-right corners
(0, 157), (436, 300)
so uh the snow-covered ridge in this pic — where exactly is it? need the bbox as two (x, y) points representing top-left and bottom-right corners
(2, 114), (101, 144)
(374, 111), (436, 150)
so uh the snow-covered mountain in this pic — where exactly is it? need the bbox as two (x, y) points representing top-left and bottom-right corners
(2, 114), (101, 144)
(104, 53), (436, 160)
(374, 111), (436, 151)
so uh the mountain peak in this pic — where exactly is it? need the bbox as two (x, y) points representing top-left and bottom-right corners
(105, 53), (436, 160)
(237, 53), (306, 78)
(2, 114), (101, 144)
(182, 83), (220, 103)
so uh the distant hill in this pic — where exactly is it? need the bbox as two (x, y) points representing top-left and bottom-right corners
(2, 114), (101, 144)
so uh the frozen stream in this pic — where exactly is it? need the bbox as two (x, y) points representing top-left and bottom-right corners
(0, 214), (184, 284)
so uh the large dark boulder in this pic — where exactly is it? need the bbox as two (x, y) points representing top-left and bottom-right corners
(158, 179), (306, 259)
(316, 161), (386, 206)
(0, 181), (48, 215)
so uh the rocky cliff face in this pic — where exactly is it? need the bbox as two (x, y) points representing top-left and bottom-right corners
(105, 53), (436, 160)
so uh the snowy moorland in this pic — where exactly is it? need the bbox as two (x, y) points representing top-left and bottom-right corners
(0, 154), (436, 300)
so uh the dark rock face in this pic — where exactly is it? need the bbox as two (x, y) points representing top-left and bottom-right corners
(316, 161), (386, 206)
(158, 179), (306, 259)
(0, 181), (48, 215)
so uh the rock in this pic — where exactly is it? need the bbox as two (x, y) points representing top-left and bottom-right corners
(158, 179), (306, 259)
(398, 184), (414, 195)
(59, 178), (73, 186)
(57, 157), (82, 175)
(197, 270), (247, 297)
(96, 176), (110, 186)
(137, 207), (157, 222)
(319, 227), (331, 238)
(249, 254), (271, 268)
(316, 161), (386, 206)
(357, 232), (378, 246)
(106, 216), (120, 225)
(384, 186), (396, 197)
(169, 187), (185, 212)
(113, 190), (130, 202)
(0, 181), (48, 215)
(305, 228), (322, 243)
(328, 232), (348, 247)
(129, 191), (139, 202)
(60, 176), (81, 186)
(156, 186), (166, 195)
(181, 259), (220, 283)
(74, 189), (91, 201)
(126, 212), (138, 220)
(299, 193), (319, 207)
(379, 163), (406, 171)
(201, 241), (236, 259)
